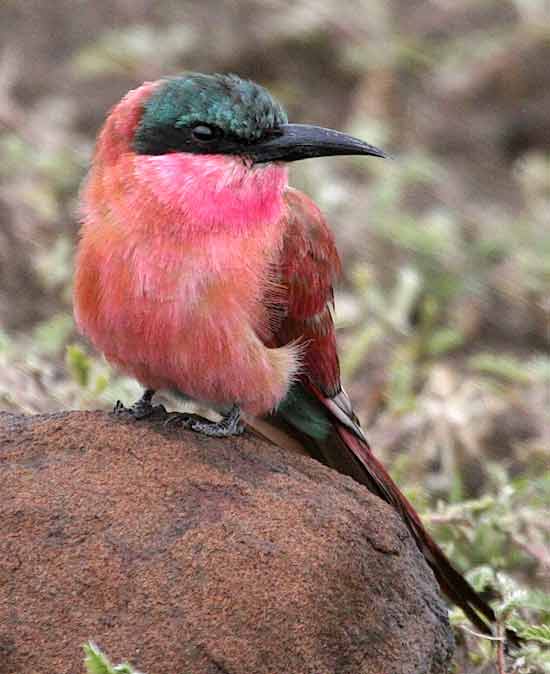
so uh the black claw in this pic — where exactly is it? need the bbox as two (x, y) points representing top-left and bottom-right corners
(165, 404), (244, 438)
(132, 400), (154, 419)
(113, 400), (126, 414)
(164, 411), (199, 429)
(114, 389), (166, 420)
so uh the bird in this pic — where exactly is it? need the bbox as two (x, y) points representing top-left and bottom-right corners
(74, 72), (501, 639)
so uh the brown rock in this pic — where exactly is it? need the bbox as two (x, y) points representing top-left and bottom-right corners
(0, 410), (453, 674)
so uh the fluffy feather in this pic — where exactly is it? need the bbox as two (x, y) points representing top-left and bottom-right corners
(75, 82), (299, 415)
(75, 78), (507, 642)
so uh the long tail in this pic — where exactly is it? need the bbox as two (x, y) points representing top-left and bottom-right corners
(335, 424), (496, 636)
(264, 385), (500, 639)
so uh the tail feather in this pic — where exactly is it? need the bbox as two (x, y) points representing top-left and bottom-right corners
(336, 424), (496, 637)
(269, 384), (512, 641)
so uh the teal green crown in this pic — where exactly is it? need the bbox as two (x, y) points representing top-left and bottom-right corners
(137, 72), (288, 142)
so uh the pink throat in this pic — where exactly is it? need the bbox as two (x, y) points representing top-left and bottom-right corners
(135, 153), (288, 234)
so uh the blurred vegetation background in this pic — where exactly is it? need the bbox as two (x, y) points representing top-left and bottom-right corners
(0, 1), (549, 671)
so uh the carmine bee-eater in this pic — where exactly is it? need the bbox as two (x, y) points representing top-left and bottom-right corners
(75, 73), (499, 638)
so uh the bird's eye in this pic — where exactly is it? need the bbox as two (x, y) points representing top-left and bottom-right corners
(191, 124), (219, 142)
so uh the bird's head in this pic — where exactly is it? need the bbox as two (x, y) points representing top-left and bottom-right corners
(133, 72), (386, 164)
(89, 73), (385, 235)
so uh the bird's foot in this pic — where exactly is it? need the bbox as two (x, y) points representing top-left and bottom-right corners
(114, 389), (167, 419)
(165, 404), (244, 438)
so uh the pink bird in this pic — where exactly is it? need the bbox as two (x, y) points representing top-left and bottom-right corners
(74, 72), (505, 639)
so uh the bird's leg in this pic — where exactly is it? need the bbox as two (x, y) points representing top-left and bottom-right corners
(165, 404), (245, 437)
(114, 389), (166, 419)
(131, 388), (157, 418)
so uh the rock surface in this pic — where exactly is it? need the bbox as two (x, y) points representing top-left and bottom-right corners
(0, 410), (454, 674)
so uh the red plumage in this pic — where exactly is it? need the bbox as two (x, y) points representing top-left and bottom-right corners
(75, 77), (512, 644)
(267, 188), (342, 396)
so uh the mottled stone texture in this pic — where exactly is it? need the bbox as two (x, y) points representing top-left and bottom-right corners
(0, 410), (454, 674)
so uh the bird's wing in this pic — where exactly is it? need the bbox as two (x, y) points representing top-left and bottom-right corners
(267, 186), (342, 397)
(259, 186), (501, 640)
(264, 187), (389, 474)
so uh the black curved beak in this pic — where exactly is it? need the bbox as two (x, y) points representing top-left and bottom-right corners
(250, 123), (387, 164)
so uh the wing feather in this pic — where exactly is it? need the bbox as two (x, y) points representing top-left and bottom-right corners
(268, 187), (342, 398)
(259, 188), (504, 640)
